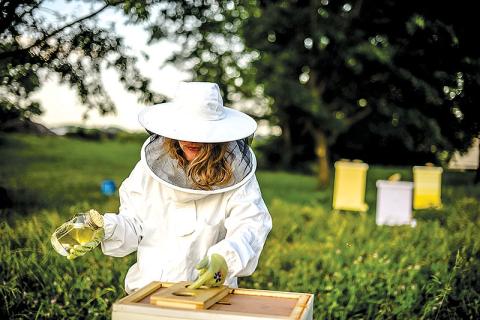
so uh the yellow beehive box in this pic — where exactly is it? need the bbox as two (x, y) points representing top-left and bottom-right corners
(112, 282), (314, 320)
(413, 165), (443, 209)
(332, 160), (369, 212)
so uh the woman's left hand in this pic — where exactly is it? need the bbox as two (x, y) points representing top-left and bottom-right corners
(67, 228), (105, 260)
(188, 254), (228, 289)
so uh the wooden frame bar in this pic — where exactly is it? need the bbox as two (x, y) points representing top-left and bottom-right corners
(112, 282), (314, 320)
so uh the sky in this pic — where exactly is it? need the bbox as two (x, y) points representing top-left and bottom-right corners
(32, 0), (190, 132)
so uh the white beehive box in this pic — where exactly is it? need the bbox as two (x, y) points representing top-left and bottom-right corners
(376, 180), (415, 226)
(112, 282), (314, 320)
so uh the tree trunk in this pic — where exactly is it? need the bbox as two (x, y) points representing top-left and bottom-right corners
(281, 122), (293, 168)
(475, 166), (480, 184)
(475, 142), (480, 184)
(314, 130), (330, 188)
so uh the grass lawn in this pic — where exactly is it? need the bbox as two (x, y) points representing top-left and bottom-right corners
(1, 134), (479, 319)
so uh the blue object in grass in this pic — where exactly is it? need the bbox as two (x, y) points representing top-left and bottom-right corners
(101, 179), (116, 196)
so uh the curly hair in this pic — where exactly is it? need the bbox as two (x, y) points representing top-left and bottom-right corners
(163, 138), (234, 190)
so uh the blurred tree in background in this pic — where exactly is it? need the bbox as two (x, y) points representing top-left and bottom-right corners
(2, 1), (480, 186)
(150, 0), (480, 186)
(0, 0), (163, 130)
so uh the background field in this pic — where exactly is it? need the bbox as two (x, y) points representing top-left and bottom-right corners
(1, 134), (479, 319)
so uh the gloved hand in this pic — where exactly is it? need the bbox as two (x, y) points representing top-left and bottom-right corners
(188, 254), (228, 289)
(67, 228), (104, 260)
(66, 209), (105, 260)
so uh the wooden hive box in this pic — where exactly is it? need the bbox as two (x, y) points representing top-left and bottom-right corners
(112, 282), (314, 320)
(332, 160), (369, 212)
(376, 180), (415, 226)
(413, 165), (443, 209)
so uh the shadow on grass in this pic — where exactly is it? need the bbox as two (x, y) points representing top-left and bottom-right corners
(444, 170), (477, 186)
(413, 208), (448, 226)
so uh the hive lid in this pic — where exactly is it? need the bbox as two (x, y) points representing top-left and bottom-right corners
(334, 160), (369, 168)
(376, 180), (414, 189)
(413, 165), (443, 172)
(86, 209), (104, 229)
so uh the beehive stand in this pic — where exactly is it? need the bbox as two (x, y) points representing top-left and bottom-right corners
(150, 281), (230, 310)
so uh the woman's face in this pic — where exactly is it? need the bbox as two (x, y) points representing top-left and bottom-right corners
(178, 140), (204, 161)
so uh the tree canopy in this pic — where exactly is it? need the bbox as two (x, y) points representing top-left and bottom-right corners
(152, 0), (480, 185)
(2, 1), (479, 184)
(0, 0), (163, 128)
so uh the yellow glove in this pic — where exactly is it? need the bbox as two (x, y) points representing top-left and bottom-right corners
(188, 254), (228, 289)
(67, 228), (104, 260)
(49, 208), (104, 260)
(63, 209), (104, 260)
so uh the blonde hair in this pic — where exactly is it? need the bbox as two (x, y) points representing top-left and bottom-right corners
(163, 138), (233, 190)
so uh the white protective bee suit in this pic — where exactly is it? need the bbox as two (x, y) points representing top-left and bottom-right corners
(100, 136), (272, 293)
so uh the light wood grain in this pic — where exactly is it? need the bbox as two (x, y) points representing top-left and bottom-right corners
(112, 281), (314, 320)
(150, 281), (229, 310)
(118, 281), (163, 304)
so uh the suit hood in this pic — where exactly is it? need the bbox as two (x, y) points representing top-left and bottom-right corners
(140, 136), (256, 202)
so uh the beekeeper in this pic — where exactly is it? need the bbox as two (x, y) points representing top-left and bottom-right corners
(65, 82), (272, 293)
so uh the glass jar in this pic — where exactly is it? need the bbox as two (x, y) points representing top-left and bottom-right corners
(51, 210), (103, 256)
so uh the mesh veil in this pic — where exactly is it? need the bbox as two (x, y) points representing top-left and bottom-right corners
(144, 134), (254, 191)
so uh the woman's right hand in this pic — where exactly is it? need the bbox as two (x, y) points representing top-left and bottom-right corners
(188, 254), (228, 289)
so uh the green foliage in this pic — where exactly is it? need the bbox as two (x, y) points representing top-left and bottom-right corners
(1, 134), (480, 319)
(242, 0), (480, 164)
(0, 100), (42, 123)
(0, 0), (164, 125)
(245, 197), (480, 319)
(0, 134), (140, 214)
(151, 0), (480, 168)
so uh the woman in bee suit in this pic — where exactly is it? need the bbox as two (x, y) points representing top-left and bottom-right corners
(64, 82), (272, 293)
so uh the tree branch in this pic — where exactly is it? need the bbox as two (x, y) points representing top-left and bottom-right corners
(17, 1), (44, 22)
(351, 0), (364, 18)
(0, 1), (123, 60)
(344, 106), (372, 127)
(304, 118), (317, 137)
(0, 1), (45, 34)
(328, 107), (372, 144)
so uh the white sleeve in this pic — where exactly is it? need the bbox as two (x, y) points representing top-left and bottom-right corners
(207, 175), (272, 278)
(101, 162), (145, 257)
